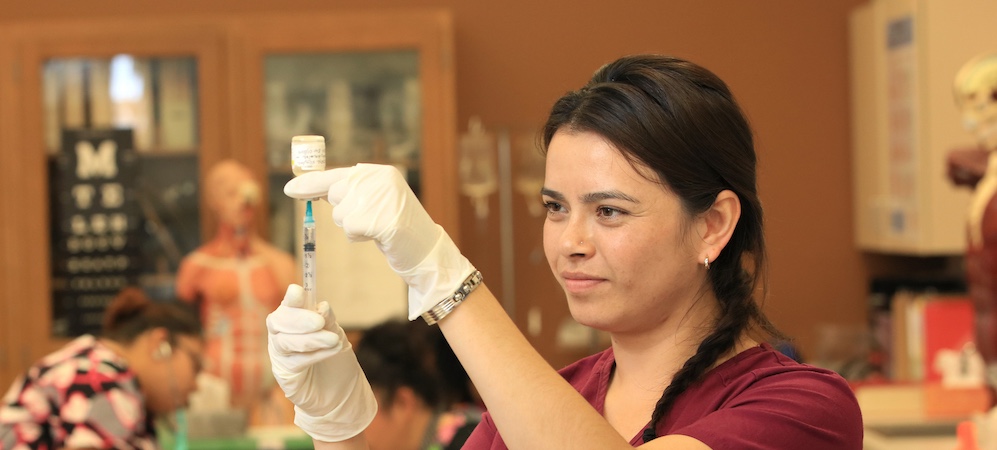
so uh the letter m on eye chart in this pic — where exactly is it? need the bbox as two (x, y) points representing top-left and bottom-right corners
(51, 128), (141, 337)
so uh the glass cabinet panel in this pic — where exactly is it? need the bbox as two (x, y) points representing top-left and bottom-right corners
(45, 56), (202, 336)
(263, 51), (422, 328)
(263, 51), (421, 254)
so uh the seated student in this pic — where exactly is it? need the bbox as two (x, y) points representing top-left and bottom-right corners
(0, 287), (203, 449)
(355, 319), (481, 450)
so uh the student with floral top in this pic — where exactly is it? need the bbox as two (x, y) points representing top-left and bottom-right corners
(0, 287), (203, 449)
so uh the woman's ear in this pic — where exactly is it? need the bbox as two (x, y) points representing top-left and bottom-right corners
(379, 386), (420, 420)
(392, 386), (421, 413)
(697, 190), (740, 261)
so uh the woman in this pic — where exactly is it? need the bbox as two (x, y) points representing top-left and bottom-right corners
(0, 287), (203, 449)
(267, 54), (864, 449)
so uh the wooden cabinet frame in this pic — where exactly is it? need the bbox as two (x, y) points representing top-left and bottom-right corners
(0, 27), (19, 390)
(0, 17), (229, 385)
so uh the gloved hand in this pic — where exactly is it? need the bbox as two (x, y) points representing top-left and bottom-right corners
(267, 284), (377, 442)
(284, 164), (476, 321)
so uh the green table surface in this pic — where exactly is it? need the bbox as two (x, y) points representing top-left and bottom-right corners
(159, 426), (313, 449)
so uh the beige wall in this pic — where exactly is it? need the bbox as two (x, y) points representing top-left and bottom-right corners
(0, 1), (871, 362)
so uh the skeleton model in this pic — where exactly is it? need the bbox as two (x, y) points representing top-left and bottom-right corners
(950, 52), (997, 394)
(945, 52), (997, 448)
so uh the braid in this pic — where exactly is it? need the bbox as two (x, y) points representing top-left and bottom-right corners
(644, 264), (786, 441)
(647, 297), (749, 430)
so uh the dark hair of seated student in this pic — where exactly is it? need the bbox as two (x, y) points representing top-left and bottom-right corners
(355, 319), (481, 450)
(102, 286), (203, 343)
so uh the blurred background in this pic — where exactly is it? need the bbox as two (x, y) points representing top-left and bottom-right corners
(1, 1), (991, 447)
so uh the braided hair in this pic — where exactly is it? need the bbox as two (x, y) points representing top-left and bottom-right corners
(541, 55), (785, 441)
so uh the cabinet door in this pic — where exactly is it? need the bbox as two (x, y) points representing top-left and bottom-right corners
(849, 0), (997, 254)
(0, 18), (227, 378)
(231, 11), (458, 329)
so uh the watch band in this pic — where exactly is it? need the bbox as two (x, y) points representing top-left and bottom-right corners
(421, 270), (483, 325)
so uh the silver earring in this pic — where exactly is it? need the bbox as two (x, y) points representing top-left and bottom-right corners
(704, 257), (710, 270)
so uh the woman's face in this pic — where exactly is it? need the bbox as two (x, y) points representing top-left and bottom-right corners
(542, 130), (704, 334)
(142, 335), (204, 415)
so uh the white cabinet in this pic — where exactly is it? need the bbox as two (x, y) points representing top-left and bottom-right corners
(849, 0), (997, 254)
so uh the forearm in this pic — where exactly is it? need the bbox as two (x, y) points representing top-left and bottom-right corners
(438, 284), (631, 450)
(312, 433), (368, 450)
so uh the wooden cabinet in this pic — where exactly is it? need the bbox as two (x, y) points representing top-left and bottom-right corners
(0, 11), (457, 388)
(0, 16), (229, 388)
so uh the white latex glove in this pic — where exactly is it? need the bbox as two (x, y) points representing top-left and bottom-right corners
(284, 163), (476, 320)
(267, 284), (377, 442)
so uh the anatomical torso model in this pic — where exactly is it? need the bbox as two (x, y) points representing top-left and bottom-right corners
(176, 160), (294, 423)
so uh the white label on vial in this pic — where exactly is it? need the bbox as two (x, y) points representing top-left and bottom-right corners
(292, 143), (326, 171)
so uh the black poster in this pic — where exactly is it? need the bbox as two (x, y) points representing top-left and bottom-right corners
(51, 128), (142, 337)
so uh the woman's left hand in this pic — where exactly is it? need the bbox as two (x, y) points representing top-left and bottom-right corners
(266, 284), (377, 442)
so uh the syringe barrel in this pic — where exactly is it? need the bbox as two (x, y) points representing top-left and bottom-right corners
(303, 224), (316, 309)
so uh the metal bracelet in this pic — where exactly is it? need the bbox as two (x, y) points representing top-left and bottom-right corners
(421, 270), (483, 325)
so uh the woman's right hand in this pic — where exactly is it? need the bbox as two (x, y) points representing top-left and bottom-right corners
(284, 164), (477, 321)
(266, 284), (377, 442)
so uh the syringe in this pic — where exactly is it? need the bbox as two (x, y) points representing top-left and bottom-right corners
(302, 200), (316, 310)
(291, 135), (325, 311)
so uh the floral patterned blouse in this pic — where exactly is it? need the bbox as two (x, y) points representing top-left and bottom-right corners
(0, 335), (156, 449)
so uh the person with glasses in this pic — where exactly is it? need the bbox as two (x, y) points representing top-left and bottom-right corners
(0, 287), (204, 449)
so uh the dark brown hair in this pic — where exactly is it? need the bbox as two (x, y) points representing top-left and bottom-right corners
(356, 319), (443, 408)
(101, 286), (202, 345)
(541, 54), (785, 440)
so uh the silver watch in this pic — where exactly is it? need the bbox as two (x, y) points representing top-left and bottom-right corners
(421, 270), (483, 325)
